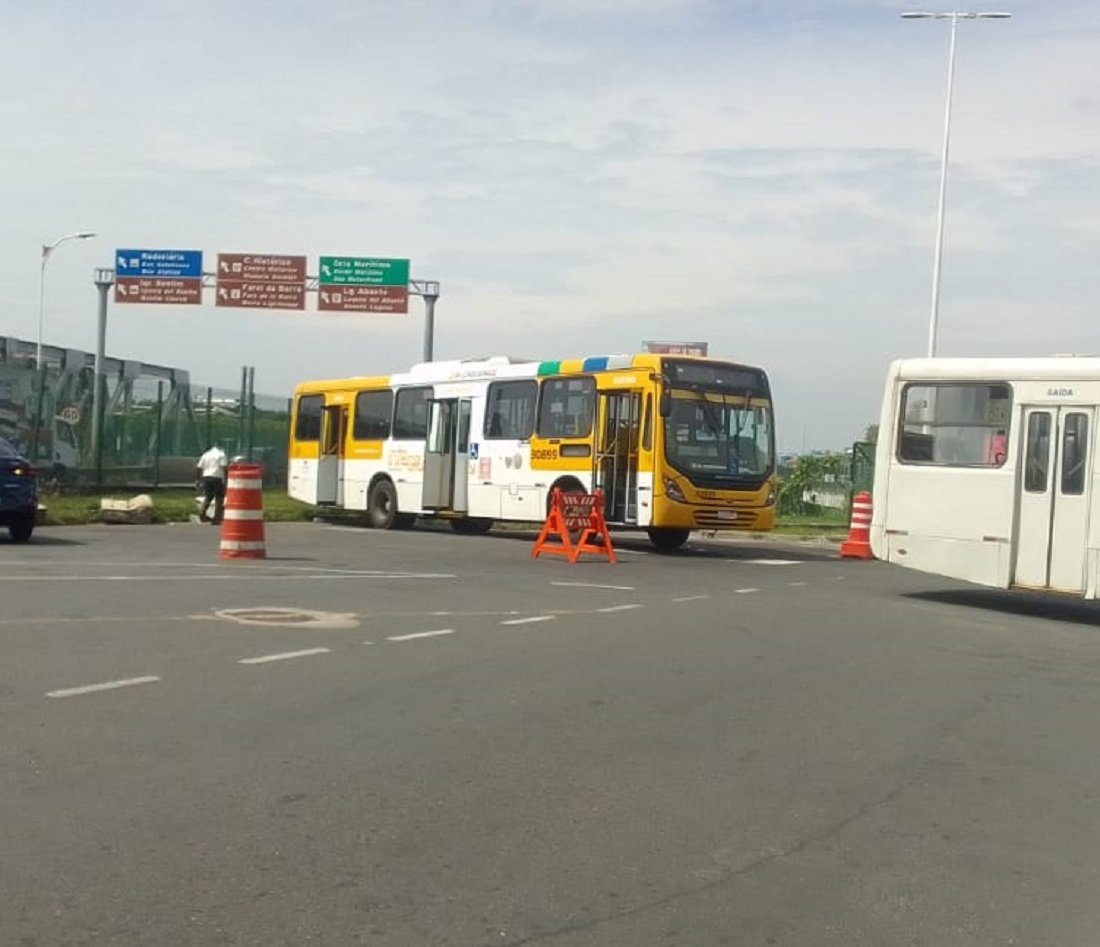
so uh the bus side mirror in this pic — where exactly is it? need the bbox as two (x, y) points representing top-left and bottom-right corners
(659, 391), (672, 418)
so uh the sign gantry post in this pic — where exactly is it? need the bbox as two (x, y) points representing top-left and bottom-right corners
(92, 268), (116, 485)
(410, 280), (440, 362)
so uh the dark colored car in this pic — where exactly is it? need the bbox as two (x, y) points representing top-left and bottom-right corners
(0, 436), (38, 542)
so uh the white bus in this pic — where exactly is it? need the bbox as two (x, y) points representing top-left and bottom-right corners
(870, 357), (1100, 597)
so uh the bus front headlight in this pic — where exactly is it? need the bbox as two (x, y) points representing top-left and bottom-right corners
(663, 476), (687, 503)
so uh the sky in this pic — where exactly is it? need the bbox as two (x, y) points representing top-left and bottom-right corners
(2, 0), (1097, 451)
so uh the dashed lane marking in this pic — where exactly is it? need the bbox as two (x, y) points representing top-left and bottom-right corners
(672, 594), (709, 602)
(735, 588), (761, 594)
(47, 676), (161, 698)
(745, 559), (802, 566)
(552, 582), (636, 591)
(501, 616), (556, 626)
(386, 629), (455, 642)
(238, 648), (331, 665)
(596, 604), (643, 613)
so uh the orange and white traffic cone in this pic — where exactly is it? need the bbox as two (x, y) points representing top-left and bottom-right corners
(218, 463), (266, 560)
(840, 491), (874, 560)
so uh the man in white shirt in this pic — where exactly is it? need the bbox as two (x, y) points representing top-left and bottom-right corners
(195, 443), (229, 524)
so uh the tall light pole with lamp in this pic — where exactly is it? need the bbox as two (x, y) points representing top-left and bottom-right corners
(38, 231), (97, 368)
(33, 231), (96, 462)
(901, 11), (1011, 357)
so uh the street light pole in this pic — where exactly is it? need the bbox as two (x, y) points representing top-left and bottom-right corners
(37, 231), (97, 368)
(32, 230), (96, 463)
(901, 11), (1011, 357)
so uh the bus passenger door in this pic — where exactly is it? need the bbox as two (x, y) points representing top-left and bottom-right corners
(1015, 406), (1093, 593)
(595, 391), (641, 524)
(422, 398), (471, 512)
(316, 405), (346, 505)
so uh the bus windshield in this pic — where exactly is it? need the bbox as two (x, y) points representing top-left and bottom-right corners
(664, 392), (773, 483)
(661, 358), (774, 485)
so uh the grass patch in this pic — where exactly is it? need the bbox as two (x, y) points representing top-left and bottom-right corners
(38, 489), (316, 526)
(36, 490), (850, 538)
(774, 511), (850, 538)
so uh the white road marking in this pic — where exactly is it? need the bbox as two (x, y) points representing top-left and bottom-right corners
(596, 603), (643, 613)
(238, 648), (331, 665)
(746, 558), (801, 566)
(672, 594), (709, 602)
(735, 588), (760, 594)
(552, 582), (636, 591)
(386, 629), (455, 642)
(501, 615), (555, 626)
(788, 581), (809, 587)
(47, 676), (160, 698)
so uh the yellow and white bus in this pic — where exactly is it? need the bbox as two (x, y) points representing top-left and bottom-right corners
(288, 353), (776, 551)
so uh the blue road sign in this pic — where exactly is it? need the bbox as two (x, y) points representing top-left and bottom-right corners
(115, 248), (203, 279)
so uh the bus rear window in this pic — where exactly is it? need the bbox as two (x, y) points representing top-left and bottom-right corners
(898, 383), (1012, 467)
(295, 394), (324, 441)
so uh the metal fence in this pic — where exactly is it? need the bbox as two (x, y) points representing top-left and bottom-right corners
(0, 335), (290, 488)
(850, 441), (876, 496)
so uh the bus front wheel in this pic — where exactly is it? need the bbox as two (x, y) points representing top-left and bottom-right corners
(368, 480), (399, 529)
(647, 527), (690, 552)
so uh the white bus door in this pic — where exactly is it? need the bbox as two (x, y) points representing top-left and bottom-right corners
(1015, 406), (1093, 593)
(316, 404), (346, 505)
(595, 391), (641, 524)
(422, 398), (471, 512)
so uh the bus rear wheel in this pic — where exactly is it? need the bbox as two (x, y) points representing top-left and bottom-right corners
(647, 527), (690, 552)
(367, 479), (399, 529)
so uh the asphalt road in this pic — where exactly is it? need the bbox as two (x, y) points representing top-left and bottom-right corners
(3, 521), (1100, 946)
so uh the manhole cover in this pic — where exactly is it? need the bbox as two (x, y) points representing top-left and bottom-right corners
(213, 607), (359, 629)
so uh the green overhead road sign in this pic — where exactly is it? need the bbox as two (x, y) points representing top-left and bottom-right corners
(318, 256), (410, 286)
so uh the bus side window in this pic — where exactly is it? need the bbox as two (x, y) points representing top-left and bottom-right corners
(353, 389), (393, 440)
(537, 377), (595, 439)
(900, 431), (934, 462)
(393, 387), (433, 440)
(485, 380), (537, 440)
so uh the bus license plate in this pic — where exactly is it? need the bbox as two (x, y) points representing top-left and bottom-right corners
(716, 510), (737, 521)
